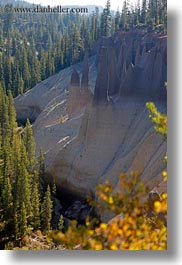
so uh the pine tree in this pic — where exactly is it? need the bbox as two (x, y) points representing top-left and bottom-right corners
(2, 137), (12, 183)
(63, 32), (71, 67)
(31, 181), (40, 229)
(95, 7), (100, 39)
(71, 25), (83, 64)
(13, 209), (19, 238)
(52, 183), (57, 196)
(90, 13), (96, 44)
(3, 57), (12, 93)
(0, 54), (4, 88)
(46, 51), (55, 77)
(115, 8), (121, 31)
(20, 144), (32, 217)
(101, 0), (112, 37)
(41, 185), (53, 231)
(38, 148), (45, 176)
(160, 0), (167, 33)
(21, 47), (31, 90)
(0, 129), (3, 188)
(29, 50), (41, 87)
(37, 148), (45, 194)
(19, 202), (28, 237)
(0, 94), (10, 143)
(141, 0), (147, 24)
(121, 0), (129, 31)
(7, 90), (17, 140)
(14, 141), (32, 218)
(23, 119), (36, 172)
(3, 4), (14, 39)
(2, 176), (13, 218)
(40, 50), (47, 80)
(58, 214), (64, 231)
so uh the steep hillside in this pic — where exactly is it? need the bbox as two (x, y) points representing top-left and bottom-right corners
(15, 30), (167, 219)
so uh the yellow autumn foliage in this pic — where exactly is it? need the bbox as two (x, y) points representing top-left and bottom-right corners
(49, 171), (167, 250)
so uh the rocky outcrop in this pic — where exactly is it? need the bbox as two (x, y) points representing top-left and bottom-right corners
(108, 46), (120, 96)
(67, 52), (93, 117)
(14, 30), (167, 221)
(49, 98), (166, 206)
(80, 51), (92, 107)
(93, 30), (167, 102)
(81, 51), (89, 91)
(64, 200), (96, 223)
(15, 104), (41, 125)
(93, 47), (109, 104)
(118, 38), (126, 79)
(67, 69), (81, 117)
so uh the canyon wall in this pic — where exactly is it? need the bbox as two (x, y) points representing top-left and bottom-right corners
(14, 30), (167, 218)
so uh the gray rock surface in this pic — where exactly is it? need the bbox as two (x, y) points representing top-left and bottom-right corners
(108, 46), (120, 96)
(14, 30), (167, 221)
(93, 47), (109, 104)
(81, 51), (89, 91)
(67, 69), (81, 117)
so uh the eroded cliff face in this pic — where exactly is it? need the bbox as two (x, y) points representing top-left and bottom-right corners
(93, 30), (167, 101)
(14, 30), (167, 220)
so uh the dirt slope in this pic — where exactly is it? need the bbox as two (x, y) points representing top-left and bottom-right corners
(14, 30), (167, 208)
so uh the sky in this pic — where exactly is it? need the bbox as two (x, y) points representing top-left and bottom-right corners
(29, 0), (138, 11)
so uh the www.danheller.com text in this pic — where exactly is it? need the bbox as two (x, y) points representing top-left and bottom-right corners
(1, 4), (89, 14)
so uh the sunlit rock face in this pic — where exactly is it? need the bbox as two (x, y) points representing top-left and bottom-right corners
(15, 30), (167, 221)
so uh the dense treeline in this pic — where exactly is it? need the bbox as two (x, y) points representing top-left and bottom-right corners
(0, 87), (54, 248)
(0, 5), (102, 96)
(120, 0), (167, 32)
(0, 0), (167, 97)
